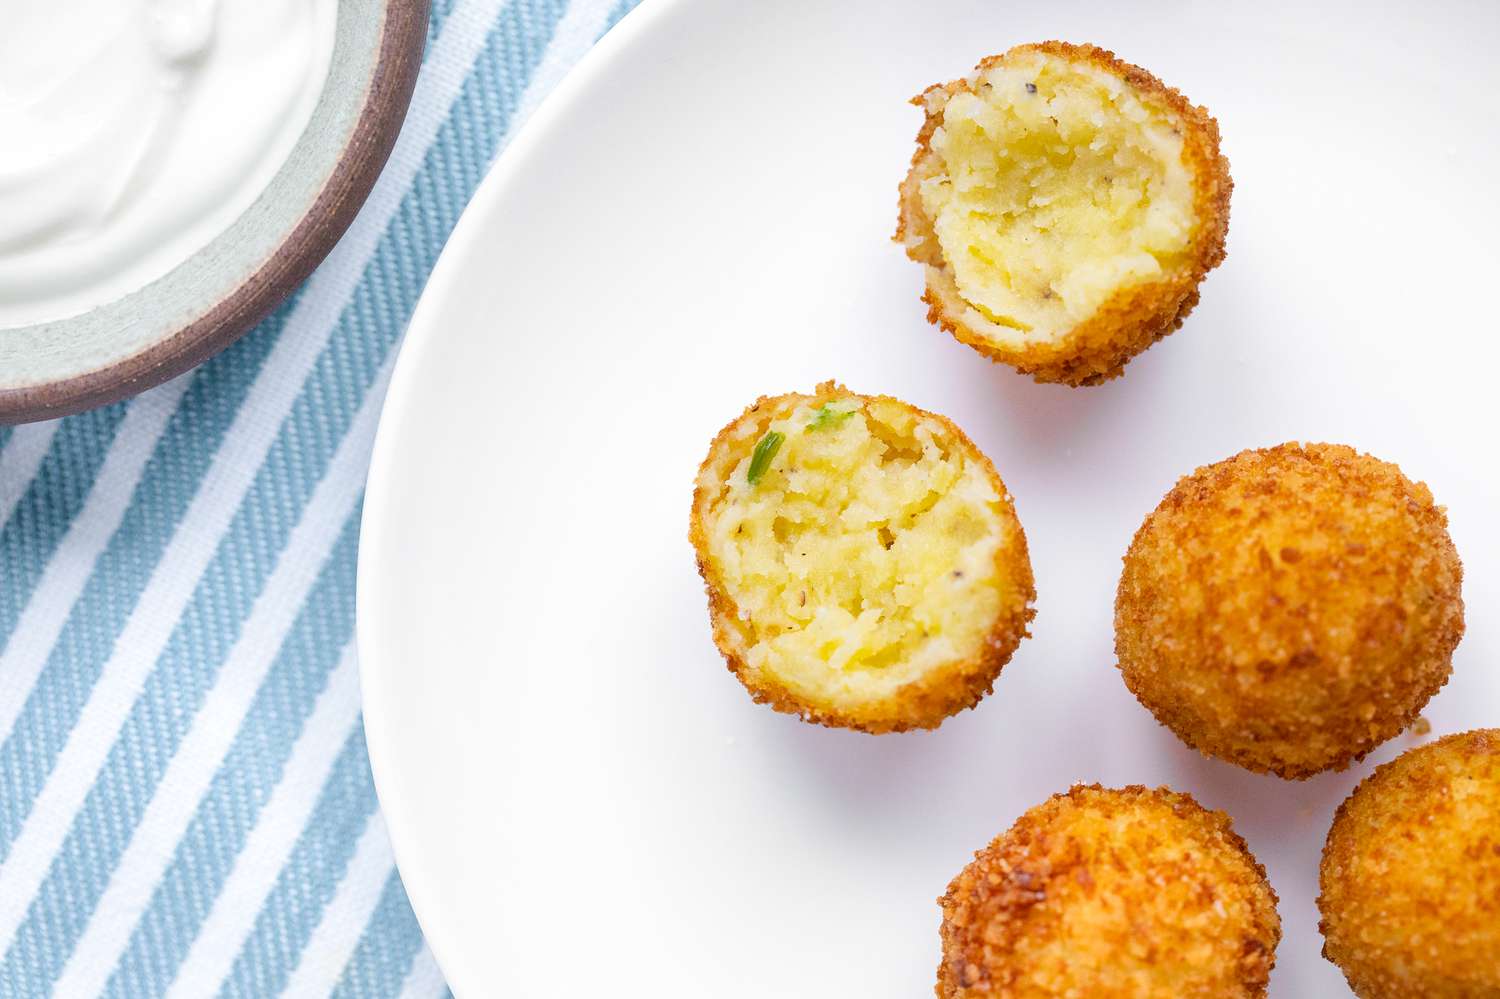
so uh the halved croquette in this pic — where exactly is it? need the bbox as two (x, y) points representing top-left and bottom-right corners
(897, 42), (1231, 385)
(690, 382), (1034, 733)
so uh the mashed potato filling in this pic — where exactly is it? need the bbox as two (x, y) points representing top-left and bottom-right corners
(704, 397), (1015, 708)
(919, 51), (1194, 336)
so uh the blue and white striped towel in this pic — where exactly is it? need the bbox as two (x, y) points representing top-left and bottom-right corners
(0, 1), (637, 993)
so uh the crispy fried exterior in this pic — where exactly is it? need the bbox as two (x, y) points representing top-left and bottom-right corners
(1115, 443), (1465, 778)
(1319, 729), (1500, 998)
(688, 382), (1034, 733)
(895, 41), (1231, 386)
(937, 785), (1280, 998)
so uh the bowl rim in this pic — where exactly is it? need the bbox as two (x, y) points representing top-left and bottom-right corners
(0, 0), (431, 425)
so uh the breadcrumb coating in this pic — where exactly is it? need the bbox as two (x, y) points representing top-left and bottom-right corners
(937, 785), (1280, 997)
(896, 41), (1231, 386)
(1319, 729), (1500, 998)
(1115, 443), (1465, 778)
(689, 382), (1034, 733)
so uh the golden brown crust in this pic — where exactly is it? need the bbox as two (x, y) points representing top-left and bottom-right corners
(688, 381), (1035, 733)
(1115, 443), (1465, 778)
(895, 41), (1232, 386)
(937, 785), (1280, 997)
(1318, 729), (1500, 998)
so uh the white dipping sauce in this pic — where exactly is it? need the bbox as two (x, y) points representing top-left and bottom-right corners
(0, 0), (337, 328)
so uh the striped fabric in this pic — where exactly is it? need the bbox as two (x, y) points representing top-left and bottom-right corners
(0, 0), (638, 993)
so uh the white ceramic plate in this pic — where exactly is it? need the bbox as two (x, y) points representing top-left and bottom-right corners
(357, 1), (1500, 994)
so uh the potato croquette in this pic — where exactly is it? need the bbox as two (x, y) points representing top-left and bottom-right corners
(689, 382), (1034, 733)
(1319, 729), (1500, 998)
(896, 42), (1231, 386)
(937, 785), (1280, 998)
(1116, 443), (1464, 779)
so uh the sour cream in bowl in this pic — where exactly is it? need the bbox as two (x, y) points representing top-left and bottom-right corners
(0, 0), (429, 423)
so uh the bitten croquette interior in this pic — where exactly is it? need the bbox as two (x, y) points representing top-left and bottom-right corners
(921, 55), (1192, 332)
(898, 42), (1231, 385)
(690, 383), (1033, 733)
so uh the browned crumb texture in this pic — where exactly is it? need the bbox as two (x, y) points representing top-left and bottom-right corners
(896, 41), (1231, 386)
(1115, 443), (1465, 779)
(938, 785), (1280, 998)
(1319, 729), (1500, 998)
(688, 382), (1034, 733)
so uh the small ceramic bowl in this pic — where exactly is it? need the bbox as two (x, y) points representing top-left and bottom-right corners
(0, 0), (430, 424)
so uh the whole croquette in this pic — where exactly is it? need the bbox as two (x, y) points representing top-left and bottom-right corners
(1319, 729), (1500, 998)
(896, 42), (1231, 386)
(689, 382), (1034, 733)
(1115, 443), (1465, 779)
(937, 785), (1280, 998)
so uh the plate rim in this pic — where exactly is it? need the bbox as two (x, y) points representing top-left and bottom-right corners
(355, 0), (683, 989)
